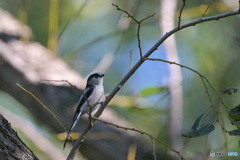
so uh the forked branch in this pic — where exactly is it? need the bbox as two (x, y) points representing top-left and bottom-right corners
(178, 0), (186, 29)
(112, 3), (155, 59)
(67, 3), (240, 160)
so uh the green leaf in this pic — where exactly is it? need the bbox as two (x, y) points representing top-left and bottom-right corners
(229, 105), (240, 121)
(139, 87), (167, 97)
(182, 123), (215, 137)
(228, 129), (240, 136)
(192, 114), (203, 130)
(196, 124), (214, 136)
(182, 114), (203, 137)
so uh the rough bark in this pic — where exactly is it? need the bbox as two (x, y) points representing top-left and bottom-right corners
(0, 113), (39, 160)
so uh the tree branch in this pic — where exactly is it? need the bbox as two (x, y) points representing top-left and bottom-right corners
(178, 0), (186, 29)
(67, 4), (240, 160)
(112, 3), (155, 59)
(0, 113), (39, 160)
(91, 117), (185, 160)
(202, 0), (216, 18)
(143, 58), (230, 131)
(0, 8), (162, 159)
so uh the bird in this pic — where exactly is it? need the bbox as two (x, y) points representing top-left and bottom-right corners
(63, 72), (105, 149)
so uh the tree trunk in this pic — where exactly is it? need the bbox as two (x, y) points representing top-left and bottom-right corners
(0, 113), (39, 160)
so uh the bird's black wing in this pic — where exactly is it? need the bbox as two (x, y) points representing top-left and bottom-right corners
(72, 86), (95, 120)
(63, 86), (95, 149)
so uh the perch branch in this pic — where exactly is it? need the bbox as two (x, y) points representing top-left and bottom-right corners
(67, 4), (240, 160)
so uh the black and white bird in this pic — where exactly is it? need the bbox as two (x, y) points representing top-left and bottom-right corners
(63, 72), (105, 149)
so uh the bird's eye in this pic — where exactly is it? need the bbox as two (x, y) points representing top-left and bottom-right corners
(95, 76), (98, 78)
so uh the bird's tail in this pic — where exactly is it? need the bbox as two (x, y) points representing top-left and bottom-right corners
(63, 111), (82, 149)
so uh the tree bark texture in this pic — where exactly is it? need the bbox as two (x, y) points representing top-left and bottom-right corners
(0, 113), (39, 160)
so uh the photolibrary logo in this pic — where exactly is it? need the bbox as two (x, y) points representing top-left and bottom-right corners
(210, 151), (238, 157)
(210, 151), (215, 157)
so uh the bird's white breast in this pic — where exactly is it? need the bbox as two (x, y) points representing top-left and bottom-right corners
(80, 85), (104, 115)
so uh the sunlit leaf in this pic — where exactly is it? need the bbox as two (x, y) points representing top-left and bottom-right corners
(139, 87), (168, 97)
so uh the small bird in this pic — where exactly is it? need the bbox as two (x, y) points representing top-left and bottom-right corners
(63, 72), (105, 149)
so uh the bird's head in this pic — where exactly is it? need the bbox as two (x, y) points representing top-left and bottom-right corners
(86, 72), (104, 87)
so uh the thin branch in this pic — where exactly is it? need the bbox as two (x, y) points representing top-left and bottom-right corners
(139, 14), (156, 23)
(144, 58), (202, 76)
(144, 58), (230, 131)
(112, 3), (155, 59)
(178, 0), (186, 29)
(92, 117), (186, 160)
(41, 79), (82, 93)
(41, 79), (91, 107)
(137, 14), (155, 59)
(67, 5), (240, 160)
(16, 83), (68, 134)
(239, 0), (240, 14)
(200, 76), (214, 110)
(200, 77), (227, 132)
(202, 0), (216, 18)
(112, 3), (139, 23)
(41, 79), (90, 106)
(130, 50), (133, 69)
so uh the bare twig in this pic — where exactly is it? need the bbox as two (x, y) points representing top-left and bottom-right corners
(130, 50), (133, 69)
(41, 79), (90, 105)
(67, 5), (240, 160)
(239, 0), (240, 14)
(200, 76), (214, 110)
(178, 0), (186, 29)
(41, 79), (82, 92)
(16, 83), (69, 134)
(144, 58), (230, 131)
(112, 3), (155, 59)
(112, 3), (139, 23)
(202, 0), (216, 18)
(92, 117), (186, 160)
(200, 77), (227, 132)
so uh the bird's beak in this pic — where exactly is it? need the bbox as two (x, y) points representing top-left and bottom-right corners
(102, 74), (105, 77)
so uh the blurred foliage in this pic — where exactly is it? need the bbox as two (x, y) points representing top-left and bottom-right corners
(0, 0), (240, 159)
(182, 114), (215, 137)
(139, 86), (168, 97)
